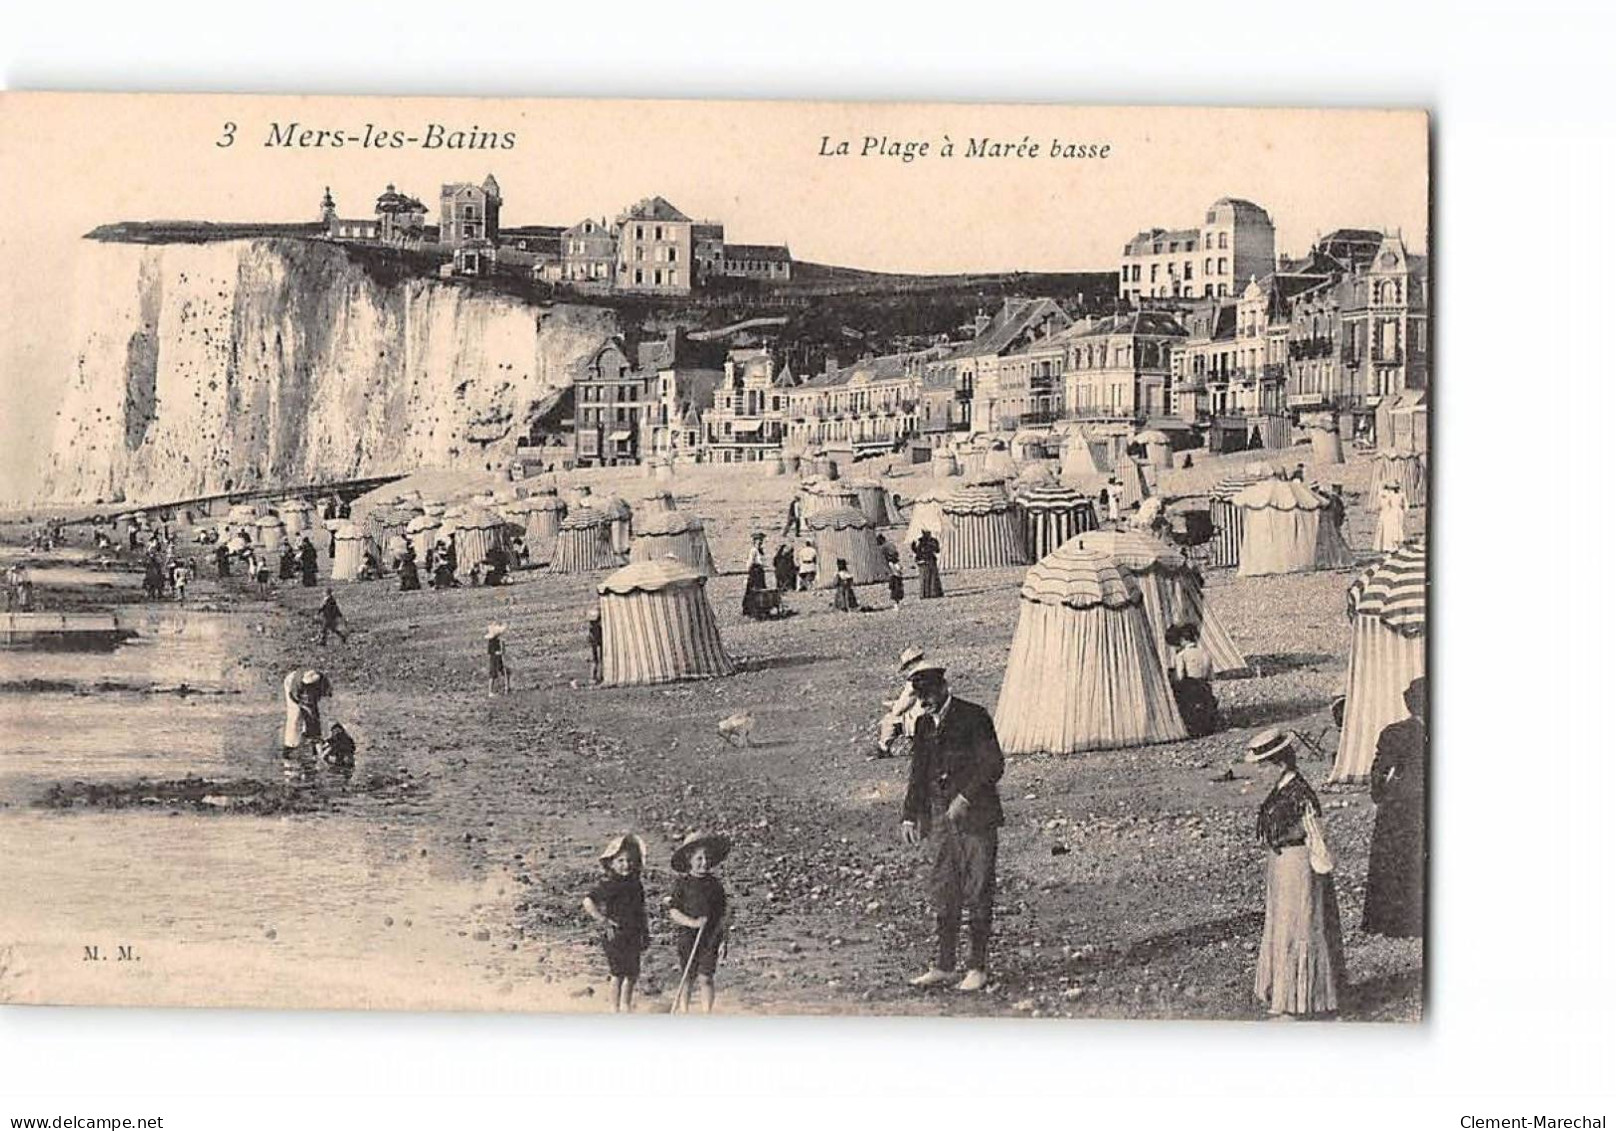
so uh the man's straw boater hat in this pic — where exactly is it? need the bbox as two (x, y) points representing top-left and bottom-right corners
(671, 830), (733, 874)
(598, 833), (646, 868)
(899, 647), (944, 682)
(1244, 728), (1299, 763)
(485, 622), (507, 639)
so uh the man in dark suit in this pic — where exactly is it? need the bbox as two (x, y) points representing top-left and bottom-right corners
(901, 662), (1005, 992)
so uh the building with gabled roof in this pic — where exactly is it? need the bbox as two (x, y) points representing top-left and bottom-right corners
(616, 196), (693, 294)
(712, 242), (794, 282)
(785, 346), (948, 454)
(1120, 198), (1276, 304)
(439, 174), (502, 250)
(571, 339), (646, 468)
(700, 348), (795, 463)
(926, 298), (1073, 434)
(1064, 310), (1187, 423)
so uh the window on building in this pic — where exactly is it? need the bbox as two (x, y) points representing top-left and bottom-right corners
(1218, 284), (1227, 297)
(634, 268), (643, 285)
(1150, 264), (1158, 282)
(654, 226), (663, 240)
(1218, 233), (1228, 249)
(635, 225), (644, 239)
(1185, 262), (1193, 280)
(668, 247), (678, 263)
(669, 270), (679, 287)
(654, 269), (663, 286)
(1218, 257), (1227, 274)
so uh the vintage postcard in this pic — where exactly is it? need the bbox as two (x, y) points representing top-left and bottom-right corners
(0, 93), (1428, 1019)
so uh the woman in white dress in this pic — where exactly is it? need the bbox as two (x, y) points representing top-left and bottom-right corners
(1374, 483), (1408, 552)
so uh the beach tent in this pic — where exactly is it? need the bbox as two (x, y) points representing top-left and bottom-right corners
(993, 544), (1187, 754)
(805, 507), (891, 588)
(932, 449), (960, 477)
(1133, 429), (1174, 470)
(552, 509), (623, 573)
(1060, 435), (1108, 483)
(628, 510), (717, 576)
(638, 492), (677, 520)
(1207, 461), (1280, 569)
(845, 479), (894, 527)
(421, 501), (448, 519)
(1369, 450), (1426, 507)
(330, 523), (365, 582)
(384, 534), (409, 568)
(595, 496), (634, 555)
(1077, 528), (1245, 676)
(940, 481), (1027, 570)
(798, 479), (862, 520)
(1233, 478), (1356, 577)
(1330, 538), (1427, 784)
(903, 487), (951, 547)
(277, 500), (315, 535)
(452, 507), (508, 575)
(514, 496), (567, 565)
(1014, 461), (1056, 489)
(254, 514), (287, 552)
(405, 514), (441, 560)
(1114, 458), (1152, 509)
(764, 456), (787, 476)
(597, 558), (737, 687)
(1010, 430), (1049, 461)
(227, 503), (260, 526)
(1016, 484), (1098, 562)
(1309, 416), (1345, 465)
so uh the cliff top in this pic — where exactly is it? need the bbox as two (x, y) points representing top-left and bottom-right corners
(86, 221), (328, 244)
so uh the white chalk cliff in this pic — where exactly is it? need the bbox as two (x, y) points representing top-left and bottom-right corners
(39, 239), (614, 503)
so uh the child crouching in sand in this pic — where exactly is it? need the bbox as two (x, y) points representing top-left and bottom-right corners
(668, 831), (731, 1014)
(582, 833), (651, 1012)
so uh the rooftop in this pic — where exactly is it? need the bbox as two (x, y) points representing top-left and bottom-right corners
(620, 196), (691, 223)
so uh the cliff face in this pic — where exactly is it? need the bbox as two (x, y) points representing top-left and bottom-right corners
(39, 239), (616, 503)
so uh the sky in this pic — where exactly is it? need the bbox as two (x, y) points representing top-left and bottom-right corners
(0, 94), (1428, 499)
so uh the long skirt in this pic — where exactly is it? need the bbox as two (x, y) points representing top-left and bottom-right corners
(917, 559), (944, 599)
(1254, 846), (1346, 1016)
(833, 578), (859, 611)
(1172, 677), (1219, 737)
(1362, 801), (1425, 937)
(741, 566), (768, 618)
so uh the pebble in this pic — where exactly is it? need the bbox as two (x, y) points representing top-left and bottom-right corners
(264, 928), (277, 940)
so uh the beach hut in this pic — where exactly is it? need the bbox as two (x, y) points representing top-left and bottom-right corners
(1076, 528), (1246, 676)
(1207, 461), (1280, 569)
(637, 491), (677, 520)
(903, 487), (950, 547)
(552, 509), (623, 573)
(1309, 417), (1345, 465)
(805, 507), (891, 588)
(515, 496), (567, 565)
(798, 479), (861, 520)
(589, 496), (633, 554)
(1330, 538), (1427, 785)
(939, 481), (1028, 571)
(1369, 450), (1426, 507)
(1017, 484), (1097, 562)
(845, 479), (894, 527)
(1015, 461), (1056, 489)
(330, 523), (365, 582)
(597, 558), (736, 688)
(1060, 434), (1107, 483)
(405, 514), (441, 560)
(1233, 478), (1355, 577)
(764, 456), (787, 477)
(932, 449), (960, 477)
(1113, 458), (1152, 509)
(277, 500), (314, 535)
(1134, 429), (1174, 470)
(628, 510), (717, 576)
(993, 544), (1187, 754)
(254, 513), (287, 552)
(448, 507), (506, 575)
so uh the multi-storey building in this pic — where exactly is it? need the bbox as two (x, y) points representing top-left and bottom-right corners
(926, 298), (1072, 434)
(1119, 198), (1276, 304)
(639, 331), (725, 464)
(571, 339), (647, 468)
(616, 197), (694, 295)
(784, 348), (944, 454)
(692, 223), (725, 285)
(321, 184), (428, 244)
(701, 349), (793, 463)
(439, 175), (502, 249)
(558, 217), (616, 286)
(1064, 311), (1186, 422)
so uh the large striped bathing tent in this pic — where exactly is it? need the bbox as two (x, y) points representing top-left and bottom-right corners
(1368, 450), (1426, 507)
(798, 478), (861, 520)
(805, 507), (891, 588)
(405, 514), (441, 560)
(1016, 484), (1097, 562)
(1076, 529), (1245, 676)
(939, 481), (1028, 571)
(514, 496), (567, 565)
(595, 496), (634, 555)
(1233, 478), (1355, 577)
(903, 487), (950, 547)
(254, 514), (287, 552)
(1114, 458), (1152, 509)
(994, 544), (1187, 754)
(845, 479), (894, 527)
(552, 509), (624, 573)
(597, 558), (736, 688)
(277, 500), (316, 536)
(1330, 538), (1426, 784)
(1208, 461), (1281, 569)
(452, 507), (508, 575)
(629, 510), (717, 576)
(330, 523), (365, 582)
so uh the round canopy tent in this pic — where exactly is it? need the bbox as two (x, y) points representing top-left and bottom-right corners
(844, 479), (894, 527)
(277, 500), (315, 535)
(939, 481), (1028, 571)
(514, 496), (567, 565)
(1060, 433), (1108, 483)
(994, 544), (1187, 754)
(932, 449), (960, 477)
(254, 514), (287, 552)
(1132, 429), (1174, 470)
(451, 507), (508, 574)
(384, 534), (409, 567)
(1368, 450), (1426, 507)
(1016, 484), (1098, 562)
(804, 507), (891, 588)
(798, 478), (861, 520)
(552, 509), (624, 574)
(903, 487), (950, 547)
(1207, 461), (1280, 569)
(330, 523), (366, 582)
(1329, 538), (1426, 785)
(628, 510), (717, 576)
(405, 514), (441, 560)
(421, 501), (448, 519)
(580, 496), (633, 555)
(597, 558), (737, 688)
(1233, 478), (1356, 578)
(1076, 528), (1246, 677)
(1010, 430), (1049, 461)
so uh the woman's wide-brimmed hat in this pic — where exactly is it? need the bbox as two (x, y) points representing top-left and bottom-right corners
(598, 832), (647, 867)
(671, 830), (732, 874)
(485, 622), (507, 639)
(899, 647), (944, 682)
(1244, 728), (1299, 763)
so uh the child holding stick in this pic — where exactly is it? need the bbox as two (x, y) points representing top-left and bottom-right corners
(667, 831), (731, 1014)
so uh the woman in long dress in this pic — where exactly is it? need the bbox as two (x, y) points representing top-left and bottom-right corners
(831, 558), (859, 612)
(282, 669), (333, 778)
(1246, 728), (1346, 1018)
(1362, 677), (1427, 937)
(741, 533), (769, 619)
(912, 530), (943, 599)
(1374, 483), (1408, 552)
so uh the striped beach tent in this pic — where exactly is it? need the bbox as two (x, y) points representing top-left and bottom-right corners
(593, 496), (633, 554)
(798, 478), (861, 520)
(1076, 529), (1244, 677)
(1016, 484), (1097, 562)
(1114, 458), (1152, 509)
(515, 496), (567, 565)
(597, 558), (736, 688)
(993, 544), (1187, 754)
(1133, 429), (1174, 469)
(845, 479), (894, 527)
(452, 507), (508, 575)
(629, 510), (717, 576)
(903, 487), (950, 547)
(940, 481), (1028, 571)
(805, 507), (891, 588)
(277, 500), (315, 535)
(552, 509), (623, 573)
(1207, 461), (1281, 569)
(330, 523), (365, 582)
(1330, 538), (1427, 784)
(254, 513), (287, 552)
(1233, 478), (1355, 577)
(1369, 450), (1426, 507)
(405, 514), (441, 560)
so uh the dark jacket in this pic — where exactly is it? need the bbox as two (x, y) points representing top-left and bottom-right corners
(903, 697), (1005, 835)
